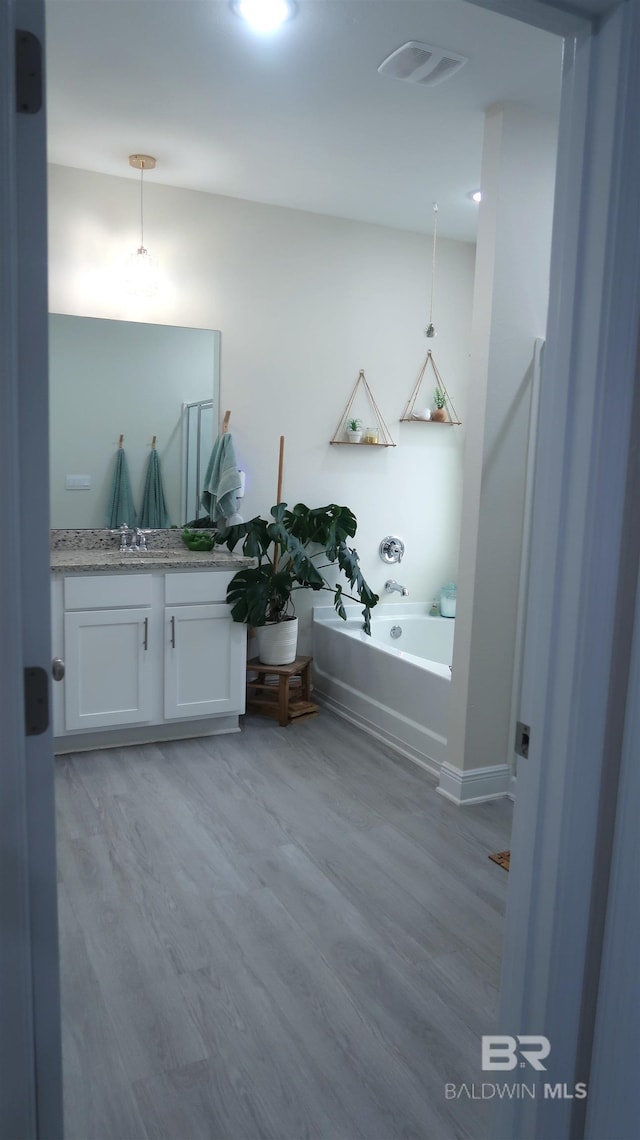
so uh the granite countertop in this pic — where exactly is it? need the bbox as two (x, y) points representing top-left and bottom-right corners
(50, 549), (252, 575)
(50, 528), (253, 575)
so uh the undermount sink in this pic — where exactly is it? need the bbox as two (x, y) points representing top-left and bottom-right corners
(112, 550), (190, 563)
(114, 550), (184, 557)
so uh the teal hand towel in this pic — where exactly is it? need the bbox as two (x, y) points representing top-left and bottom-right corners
(139, 448), (171, 529)
(105, 447), (137, 529)
(200, 433), (243, 522)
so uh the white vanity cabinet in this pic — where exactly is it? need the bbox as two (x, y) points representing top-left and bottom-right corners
(51, 568), (246, 750)
(163, 572), (246, 719)
(62, 574), (153, 731)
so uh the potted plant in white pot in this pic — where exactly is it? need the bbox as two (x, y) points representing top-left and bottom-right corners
(213, 502), (378, 665)
(345, 417), (363, 443)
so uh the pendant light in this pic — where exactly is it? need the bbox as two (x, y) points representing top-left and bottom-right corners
(126, 153), (158, 296)
(425, 202), (438, 338)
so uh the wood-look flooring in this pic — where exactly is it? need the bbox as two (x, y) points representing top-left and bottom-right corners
(56, 712), (512, 1140)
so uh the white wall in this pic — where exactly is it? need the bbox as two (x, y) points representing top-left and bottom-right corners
(48, 164), (475, 648)
(447, 104), (557, 782)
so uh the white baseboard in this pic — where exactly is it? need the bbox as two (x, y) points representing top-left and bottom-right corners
(437, 761), (512, 805)
(315, 684), (511, 804)
(314, 691), (440, 782)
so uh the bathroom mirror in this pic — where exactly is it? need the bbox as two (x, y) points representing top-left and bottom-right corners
(49, 314), (220, 529)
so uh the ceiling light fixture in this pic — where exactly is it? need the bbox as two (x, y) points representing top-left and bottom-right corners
(469, 189), (482, 203)
(127, 154), (158, 296)
(231, 0), (296, 33)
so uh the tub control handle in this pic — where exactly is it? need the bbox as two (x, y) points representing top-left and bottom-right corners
(379, 536), (405, 564)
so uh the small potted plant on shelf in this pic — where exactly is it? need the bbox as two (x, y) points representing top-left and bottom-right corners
(432, 388), (448, 422)
(213, 502), (378, 665)
(345, 417), (363, 443)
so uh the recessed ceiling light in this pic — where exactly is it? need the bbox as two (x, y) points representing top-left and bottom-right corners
(469, 189), (482, 203)
(232, 0), (296, 33)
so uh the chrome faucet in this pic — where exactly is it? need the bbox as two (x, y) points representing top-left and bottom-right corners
(130, 527), (148, 552)
(118, 523), (130, 551)
(385, 579), (409, 596)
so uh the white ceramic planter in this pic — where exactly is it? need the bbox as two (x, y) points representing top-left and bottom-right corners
(256, 617), (299, 665)
(346, 430), (362, 443)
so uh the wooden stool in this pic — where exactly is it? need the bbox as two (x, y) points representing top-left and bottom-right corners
(246, 655), (318, 726)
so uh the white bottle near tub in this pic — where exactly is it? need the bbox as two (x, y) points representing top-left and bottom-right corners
(440, 582), (457, 618)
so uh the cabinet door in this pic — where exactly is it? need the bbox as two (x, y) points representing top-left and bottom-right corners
(164, 605), (246, 719)
(64, 608), (152, 730)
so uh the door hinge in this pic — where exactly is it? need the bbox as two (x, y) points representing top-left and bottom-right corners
(515, 720), (530, 760)
(15, 30), (42, 114)
(24, 667), (49, 736)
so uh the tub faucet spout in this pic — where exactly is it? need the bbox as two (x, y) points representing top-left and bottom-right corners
(385, 579), (409, 596)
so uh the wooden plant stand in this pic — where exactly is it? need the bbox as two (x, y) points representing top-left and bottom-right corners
(246, 655), (318, 726)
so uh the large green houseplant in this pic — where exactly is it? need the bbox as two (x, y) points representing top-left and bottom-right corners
(212, 502), (378, 661)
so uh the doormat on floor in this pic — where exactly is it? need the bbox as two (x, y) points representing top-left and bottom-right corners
(488, 850), (510, 871)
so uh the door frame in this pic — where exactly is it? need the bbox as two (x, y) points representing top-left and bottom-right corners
(465, 2), (640, 1138)
(0, 1), (63, 1137)
(2, 0), (638, 1137)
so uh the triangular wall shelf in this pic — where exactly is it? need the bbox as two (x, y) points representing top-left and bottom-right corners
(330, 369), (396, 447)
(400, 350), (461, 425)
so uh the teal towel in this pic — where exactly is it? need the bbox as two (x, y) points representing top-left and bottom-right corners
(200, 433), (243, 522)
(105, 448), (137, 529)
(139, 448), (171, 529)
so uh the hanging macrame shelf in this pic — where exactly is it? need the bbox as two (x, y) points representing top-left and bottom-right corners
(330, 369), (396, 447)
(400, 349), (462, 426)
(399, 203), (461, 427)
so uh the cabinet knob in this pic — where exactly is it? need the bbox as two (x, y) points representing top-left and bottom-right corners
(51, 657), (65, 682)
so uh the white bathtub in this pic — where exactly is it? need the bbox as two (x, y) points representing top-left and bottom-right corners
(312, 604), (454, 776)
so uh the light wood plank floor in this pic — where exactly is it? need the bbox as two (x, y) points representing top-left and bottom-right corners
(56, 712), (512, 1140)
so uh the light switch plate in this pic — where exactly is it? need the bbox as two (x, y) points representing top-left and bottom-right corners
(65, 474), (91, 490)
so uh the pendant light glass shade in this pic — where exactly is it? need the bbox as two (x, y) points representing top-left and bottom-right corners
(127, 246), (158, 296)
(126, 154), (158, 296)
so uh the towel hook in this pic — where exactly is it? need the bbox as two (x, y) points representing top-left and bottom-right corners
(222, 409), (231, 434)
(118, 434), (124, 448)
(151, 435), (157, 449)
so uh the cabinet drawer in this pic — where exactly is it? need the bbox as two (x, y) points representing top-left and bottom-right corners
(164, 571), (233, 605)
(64, 574), (153, 610)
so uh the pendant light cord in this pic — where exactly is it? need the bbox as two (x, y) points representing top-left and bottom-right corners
(139, 166), (145, 250)
(429, 203), (438, 326)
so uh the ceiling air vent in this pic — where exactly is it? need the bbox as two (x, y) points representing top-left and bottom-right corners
(378, 41), (468, 88)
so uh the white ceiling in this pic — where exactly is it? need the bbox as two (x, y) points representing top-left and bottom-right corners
(45, 0), (563, 242)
